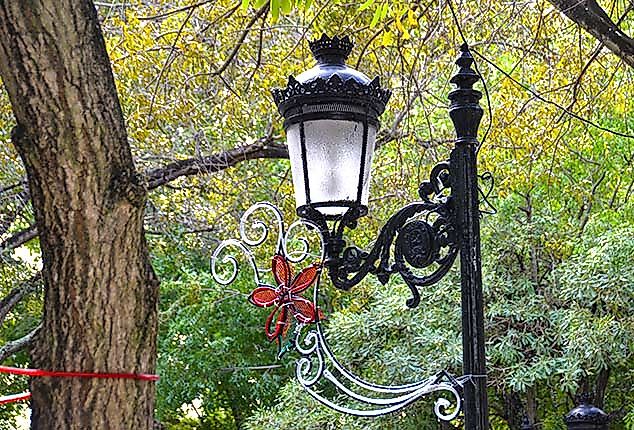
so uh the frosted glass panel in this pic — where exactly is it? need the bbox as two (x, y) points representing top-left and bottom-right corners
(286, 123), (307, 207)
(286, 119), (377, 217)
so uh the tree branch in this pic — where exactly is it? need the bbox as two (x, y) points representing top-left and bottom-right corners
(144, 137), (288, 190)
(0, 324), (40, 362)
(0, 139), (288, 251)
(0, 272), (42, 326)
(211, 3), (269, 77)
(2, 125), (406, 250)
(137, 0), (214, 21)
(548, 0), (634, 68)
(0, 225), (38, 253)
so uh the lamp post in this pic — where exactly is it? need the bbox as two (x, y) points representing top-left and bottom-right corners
(273, 36), (488, 427)
(212, 34), (488, 428)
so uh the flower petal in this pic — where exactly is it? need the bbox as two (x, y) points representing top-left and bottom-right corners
(289, 264), (319, 294)
(282, 310), (293, 338)
(264, 305), (288, 342)
(248, 285), (279, 307)
(272, 255), (292, 287)
(291, 296), (317, 323)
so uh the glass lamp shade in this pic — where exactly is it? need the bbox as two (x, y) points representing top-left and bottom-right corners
(286, 119), (377, 217)
(272, 35), (391, 221)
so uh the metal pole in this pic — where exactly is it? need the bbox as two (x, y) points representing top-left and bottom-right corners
(448, 44), (489, 430)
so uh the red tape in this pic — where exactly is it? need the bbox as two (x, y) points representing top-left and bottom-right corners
(0, 392), (31, 405)
(0, 365), (158, 405)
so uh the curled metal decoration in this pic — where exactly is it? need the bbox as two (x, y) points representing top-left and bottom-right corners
(211, 201), (464, 421)
(211, 202), (318, 287)
(211, 238), (260, 286)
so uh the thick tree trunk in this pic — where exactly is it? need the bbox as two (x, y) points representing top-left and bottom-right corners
(0, 1), (159, 429)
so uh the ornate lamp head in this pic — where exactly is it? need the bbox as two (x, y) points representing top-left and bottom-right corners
(272, 34), (391, 221)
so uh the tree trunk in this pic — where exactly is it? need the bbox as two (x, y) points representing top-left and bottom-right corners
(593, 367), (610, 409)
(502, 390), (523, 430)
(0, 1), (159, 429)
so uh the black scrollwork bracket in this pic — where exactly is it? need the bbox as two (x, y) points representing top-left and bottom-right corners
(299, 161), (458, 308)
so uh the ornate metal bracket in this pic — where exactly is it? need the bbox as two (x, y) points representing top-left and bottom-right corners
(209, 43), (489, 424)
(210, 202), (464, 420)
(298, 160), (458, 309)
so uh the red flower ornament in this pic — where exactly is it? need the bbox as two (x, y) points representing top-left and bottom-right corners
(248, 255), (322, 345)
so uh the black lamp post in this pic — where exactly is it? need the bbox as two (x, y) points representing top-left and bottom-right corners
(271, 35), (489, 429)
(213, 34), (488, 427)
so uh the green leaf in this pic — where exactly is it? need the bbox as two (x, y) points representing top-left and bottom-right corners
(241, 0), (250, 10)
(253, 0), (268, 8)
(280, 0), (292, 14)
(370, 4), (382, 28)
(271, 0), (280, 22)
(359, 0), (375, 11)
(380, 2), (389, 20)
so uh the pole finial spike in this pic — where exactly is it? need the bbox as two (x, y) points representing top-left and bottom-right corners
(448, 44), (483, 140)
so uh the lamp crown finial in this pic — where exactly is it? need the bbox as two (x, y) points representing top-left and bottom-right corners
(309, 34), (354, 64)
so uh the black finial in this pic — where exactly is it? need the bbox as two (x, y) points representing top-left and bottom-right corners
(520, 416), (533, 430)
(309, 34), (354, 64)
(448, 44), (483, 141)
(450, 44), (480, 90)
(564, 393), (609, 430)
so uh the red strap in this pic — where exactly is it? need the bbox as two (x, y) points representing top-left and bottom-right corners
(0, 392), (31, 405)
(0, 365), (158, 405)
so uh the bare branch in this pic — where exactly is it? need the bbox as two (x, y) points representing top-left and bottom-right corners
(0, 225), (38, 253)
(211, 3), (269, 77)
(1, 139), (288, 250)
(472, 49), (634, 139)
(145, 137), (288, 190)
(0, 272), (42, 325)
(148, 6), (196, 117)
(137, 0), (214, 21)
(548, 0), (634, 68)
(0, 324), (40, 362)
(2, 125), (408, 250)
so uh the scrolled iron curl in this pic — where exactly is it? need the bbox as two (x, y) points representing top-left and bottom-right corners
(433, 386), (462, 421)
(210, 239), (260, 286)
(295, 330), (325, 388)
(239, 202), (284, 248)
(283, 219), (324, 264)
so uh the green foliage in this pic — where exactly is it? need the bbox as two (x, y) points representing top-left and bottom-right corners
(152, 238), (295, 429)
(246, 278), (463, 430)
(0, 0), (633, 428)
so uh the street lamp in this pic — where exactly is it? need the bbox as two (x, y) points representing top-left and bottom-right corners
(212, 35), (488, 429)
(271, 34), (391, 221)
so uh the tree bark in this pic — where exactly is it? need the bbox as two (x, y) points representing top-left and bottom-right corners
(0, 1), (159, 429)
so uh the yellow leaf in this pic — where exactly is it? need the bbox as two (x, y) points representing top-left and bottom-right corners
(395, 12), (405, 33)
(381, 30), (394, 46)
(407, 8), (417, 27)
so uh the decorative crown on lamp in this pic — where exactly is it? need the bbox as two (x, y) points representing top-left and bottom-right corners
(272, 34), (391, 220)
